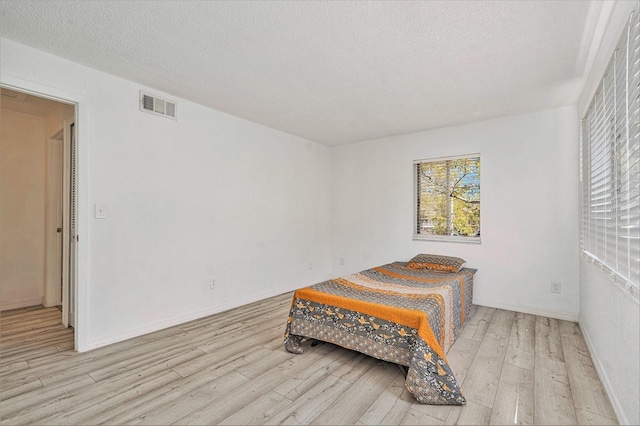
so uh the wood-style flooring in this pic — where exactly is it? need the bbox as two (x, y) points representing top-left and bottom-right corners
(0, 293), (617, 425)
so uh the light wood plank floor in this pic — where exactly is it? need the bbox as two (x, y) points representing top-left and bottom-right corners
(0, 294), (617, 425)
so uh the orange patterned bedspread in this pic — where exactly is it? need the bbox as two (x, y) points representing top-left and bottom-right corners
(284, 262), (476, 405)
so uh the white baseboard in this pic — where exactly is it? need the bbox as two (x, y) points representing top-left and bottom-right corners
(1, 298), (44, 312)
(472, 298), (579, 322)
(580, 323), (625, 425)
(81, 284), (301, 352)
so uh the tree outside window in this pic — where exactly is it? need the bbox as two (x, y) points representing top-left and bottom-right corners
(414, 155), (480, 242)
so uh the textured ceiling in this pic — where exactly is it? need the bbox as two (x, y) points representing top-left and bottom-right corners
(0, 1), (599, 145)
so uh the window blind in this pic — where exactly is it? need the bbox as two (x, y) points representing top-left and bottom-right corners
(581, 4), (640, 298)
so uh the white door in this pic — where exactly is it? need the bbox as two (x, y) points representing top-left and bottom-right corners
(44, 136), (64, 307)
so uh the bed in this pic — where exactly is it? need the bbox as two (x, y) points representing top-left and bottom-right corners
(284, 254), (476, 405)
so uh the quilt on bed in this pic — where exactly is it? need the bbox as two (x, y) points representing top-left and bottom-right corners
(284, 261), (476, 405)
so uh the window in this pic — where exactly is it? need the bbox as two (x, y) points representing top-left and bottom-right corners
(580, 5), (639, 298)
(414, 154), (480, 243)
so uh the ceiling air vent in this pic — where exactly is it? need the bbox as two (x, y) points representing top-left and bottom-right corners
(139, 91), (177, 120)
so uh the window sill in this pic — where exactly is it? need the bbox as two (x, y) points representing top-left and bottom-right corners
(413, 234), (481, 244)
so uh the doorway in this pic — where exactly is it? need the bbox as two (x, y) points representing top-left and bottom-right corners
(0, 87), (77, 344)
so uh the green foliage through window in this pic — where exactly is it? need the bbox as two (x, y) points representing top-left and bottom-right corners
(415, 155), (480, 240)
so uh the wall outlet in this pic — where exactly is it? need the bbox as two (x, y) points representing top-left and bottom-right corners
(339, 257), (345, 266)
(209, 277), (216, 289)
(551, 282), (561, 294)
(94, 203), (107, 219)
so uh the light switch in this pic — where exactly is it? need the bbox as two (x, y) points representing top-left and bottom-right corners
(95, 203), (107, 219)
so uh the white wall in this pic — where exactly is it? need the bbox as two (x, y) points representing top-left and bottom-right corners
(0, 109), (47, 310)
(580, 258), (639, 425)
(1, 38), (332, 351)
(331, 107), (580, 320)
(577, 1), (639, 424)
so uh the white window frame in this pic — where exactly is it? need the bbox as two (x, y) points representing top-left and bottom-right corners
(580, 5), (639, 299)
(413, 153), (481, 244)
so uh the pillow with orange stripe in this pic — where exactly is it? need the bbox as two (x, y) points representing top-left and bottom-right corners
(406, 253), (466, 273)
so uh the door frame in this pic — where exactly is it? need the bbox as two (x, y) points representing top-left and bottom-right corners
(0, 75), (86, 351)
